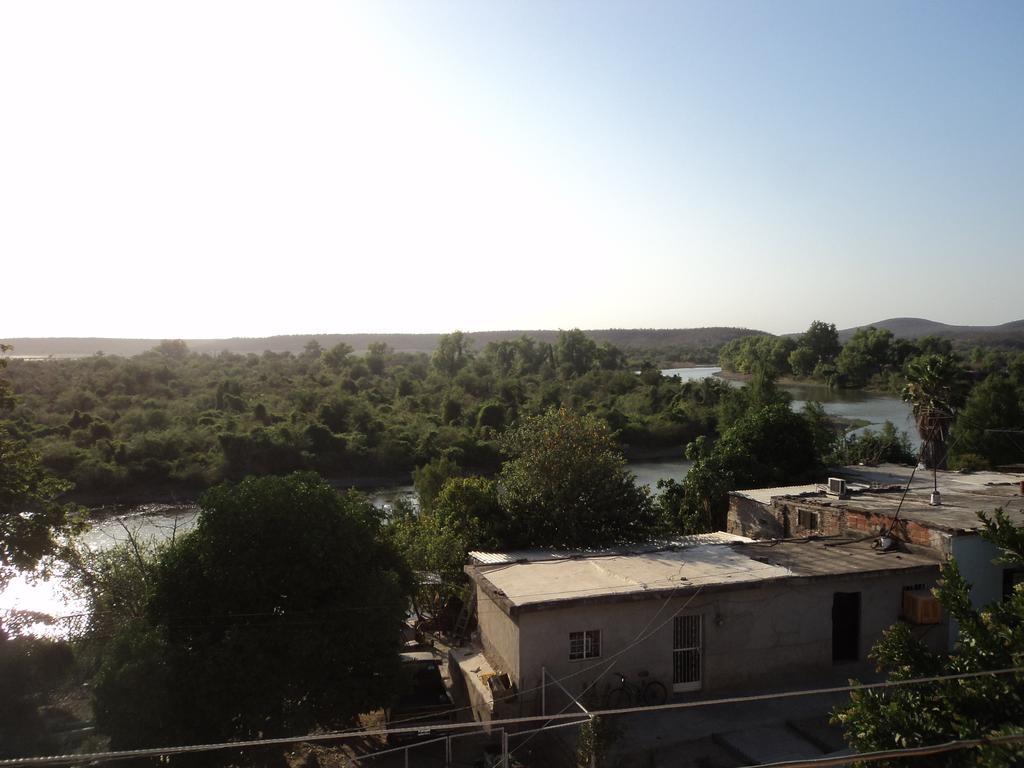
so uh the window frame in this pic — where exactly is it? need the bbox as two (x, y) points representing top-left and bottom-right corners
(568, 629), (601, 661)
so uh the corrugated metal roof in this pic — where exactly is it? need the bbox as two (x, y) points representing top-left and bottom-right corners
(468, 531), (751, 565)
(471, 537), (940, 610)
(732, 485), (823, 505)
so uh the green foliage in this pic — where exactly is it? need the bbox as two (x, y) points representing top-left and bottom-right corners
(391, 476), (501, 594)
(719, 335), (797, 378)
(0, 344), (83, 755)
(902, 353), (970, 469)
(412, 455), (462, 513)
(802, 401), (838, 460)
(2, 332), (724, 497)
(556, 329), (600, 377)
(951, 374), (1024, 470)
(830, 421), (916, 466)
(90, 473), (413, 748)
(432, 331), (474, 377)
(576, 716), (622, 768)
(833, 508), (1024, 766)
(835, 326), (896, 388)
(789, 321), (841, 378)
(497, 409), (657, 548)
(0, 432), (80, 584)
(680, 404), (821, 531)
(0, 343), (82, 606)
(0, 635), (76, 758)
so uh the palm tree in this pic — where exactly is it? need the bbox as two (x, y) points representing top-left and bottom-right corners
(901, 354), (970, 469)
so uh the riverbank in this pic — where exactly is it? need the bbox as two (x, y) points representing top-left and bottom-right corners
(714, 369), (900, 394)
(63, 470), (419, 511)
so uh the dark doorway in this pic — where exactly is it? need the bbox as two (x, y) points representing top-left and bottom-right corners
(832, 592), (860, 662)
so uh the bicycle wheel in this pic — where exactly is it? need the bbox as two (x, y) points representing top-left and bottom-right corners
(642, 680), (668, 705)
(606, 687), (632, 709)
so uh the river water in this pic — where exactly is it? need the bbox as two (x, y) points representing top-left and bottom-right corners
(664, 366), (917, 447)
(2, 368), (913, 630)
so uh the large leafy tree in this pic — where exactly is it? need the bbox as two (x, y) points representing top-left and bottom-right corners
(833, 508), (1024, 767)
(835, 326), (896, 387)
(496, 408), (656, 548)
(431, 331), (474, 378)
(390, 475), (502, 617)
(91, 472), (413, 749)
(951, 374), (1024, 470)
(1, 344), (81, 757)
(902, 353), (970, 469)
(0, 344), (80, 616)
(676, 403), (821, 532)
(789, 321), (841, 377)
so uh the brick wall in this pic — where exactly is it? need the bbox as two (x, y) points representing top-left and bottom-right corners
(772, 499), (952, 554)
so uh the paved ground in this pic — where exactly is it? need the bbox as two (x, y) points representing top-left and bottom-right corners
(332, 686), (855, 768)
(600, 686), (855, 768)
(331, 637), (865, 767)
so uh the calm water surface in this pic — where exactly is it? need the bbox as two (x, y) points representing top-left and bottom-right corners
(660, 368), (917, 448)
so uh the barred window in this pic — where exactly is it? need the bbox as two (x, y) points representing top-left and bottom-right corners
(798, 508), (819, 531)
(569, 630), (601, 660)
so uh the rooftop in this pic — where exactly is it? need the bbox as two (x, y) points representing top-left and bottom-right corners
(469, 535), (940, 615)
(732, 484), (827, 505)
(768, 464), (1024, 534)
(468, 531), (750, 566)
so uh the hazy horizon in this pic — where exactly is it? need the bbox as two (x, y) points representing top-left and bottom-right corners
(3, 1), (1022, 339)
(6, 314), (1024, 347)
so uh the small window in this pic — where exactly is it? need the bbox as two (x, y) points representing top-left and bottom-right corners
(798, 509), (819, 531)
(569, 630), (601, 661)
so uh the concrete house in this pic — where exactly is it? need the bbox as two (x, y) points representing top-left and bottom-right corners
(454, 532), (943, 720)
(727, 464), (1024, 617)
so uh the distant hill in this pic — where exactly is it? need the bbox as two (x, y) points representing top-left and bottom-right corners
(3, 327), (768, 359)
(837, 318), (1024, 347)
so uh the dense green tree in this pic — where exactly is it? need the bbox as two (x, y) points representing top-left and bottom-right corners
(8, 326), (955, 500)
(680, 403), (821, 531)
(833, 508), (1024, 766)
(789, 321), (840, 378)
(719, 335), (797, 378)
(321, 341), (354, 373)
(802, 320), (841, 363)
(412, 455), (462, 513)
(496, 409), (656, 548)
(0, 344), (80, 608)
(902, 353), (970, 469)
(556, 329), (599, 377)
(91, 473), (413, 749)
(831, 421), (916, 466)
(0, 345), (82, 756)
(788, 345), (818, 377)
(391, 476), (501, 594)
(432, 331), (474, 378)
(950, 374), (1024, 470)
(834, 326), (896, 387)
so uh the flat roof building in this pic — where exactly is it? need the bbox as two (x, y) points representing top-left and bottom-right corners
(458, 533), (944, 721)
(727, 464), (1024, 642)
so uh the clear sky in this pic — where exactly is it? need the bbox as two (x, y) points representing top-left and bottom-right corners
(2, 1), (1022, 338)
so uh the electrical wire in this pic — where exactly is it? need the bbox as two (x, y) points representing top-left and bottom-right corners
(1, 666), (1020, 767)
(737, 732), (1024, 768)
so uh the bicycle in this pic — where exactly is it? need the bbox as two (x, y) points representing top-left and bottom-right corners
(604, 671), (668, 707)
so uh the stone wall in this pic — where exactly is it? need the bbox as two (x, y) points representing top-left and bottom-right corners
(727, 494), (785, 538)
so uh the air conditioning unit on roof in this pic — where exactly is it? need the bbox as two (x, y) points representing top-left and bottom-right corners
(827, 477), (848, 498)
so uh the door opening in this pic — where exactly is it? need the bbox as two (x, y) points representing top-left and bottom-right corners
(672, 614), (703, 692)
(832, 592), (860, 662)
